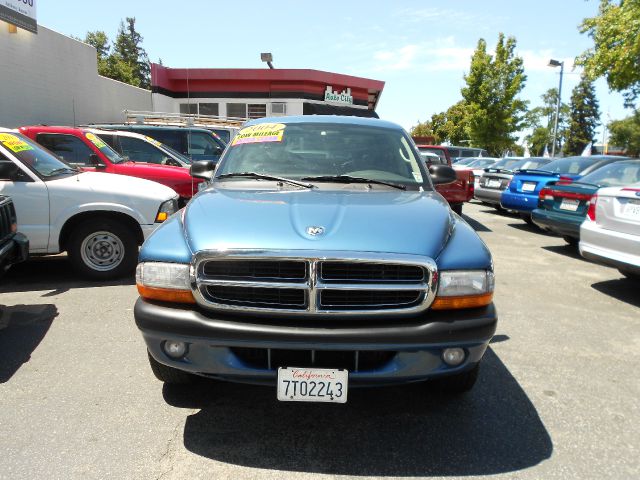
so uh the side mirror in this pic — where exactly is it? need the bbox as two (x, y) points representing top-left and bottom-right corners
(429, 164), (457, 185)
(0, 160), (20, 180)
(190, 160), (216, 180)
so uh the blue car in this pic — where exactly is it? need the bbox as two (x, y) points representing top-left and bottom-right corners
(134, 115), (497, 401)
(500, 155), (631, 224)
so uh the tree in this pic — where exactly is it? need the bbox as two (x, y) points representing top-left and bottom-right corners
(461, 34), (528, 155)
(113, 17), (150, 89)
(410, 121), (438, 142)
(563, 75), (600, 156)
(577, 0), (640, 108)
(434, 101), (470, 145)
(524, 88), (570, 155)
(608, 110), (640, 156)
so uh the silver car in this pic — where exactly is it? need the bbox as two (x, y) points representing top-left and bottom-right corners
(579, 183), (640, 280)
(474, 157), (531, 209)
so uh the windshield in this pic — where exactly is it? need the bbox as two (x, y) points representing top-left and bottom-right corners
(577, 161), (640, 187)
(542, 157), (602, 174)
(159, 143), (192, 165)
(0, 132), (78, 178)
(84, 132), (125, 164)
(491, 157), (523, 170)
(216, 122), (425, 186)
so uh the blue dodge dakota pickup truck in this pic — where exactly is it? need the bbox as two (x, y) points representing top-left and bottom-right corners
(134, 116), (497, 403)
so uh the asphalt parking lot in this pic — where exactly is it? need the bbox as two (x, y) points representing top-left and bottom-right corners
(1, 201), (638, 480)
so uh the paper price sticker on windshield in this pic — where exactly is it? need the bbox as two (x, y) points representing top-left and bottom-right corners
(231, 123), (285, 146)
(85, 132), (107, 149)
(145, 135), (162, 147)
(0, 133), (33, 153)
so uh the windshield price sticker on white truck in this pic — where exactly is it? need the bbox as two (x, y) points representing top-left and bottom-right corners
(277, 367), (348, 403)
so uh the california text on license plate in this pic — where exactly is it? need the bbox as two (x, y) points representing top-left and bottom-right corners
(487, 179), (501, 188)
(522, 182), (536, 192)
(277, 367), (348, 403)
(623, 200), (640, 219)
(559, 198), (580, 211)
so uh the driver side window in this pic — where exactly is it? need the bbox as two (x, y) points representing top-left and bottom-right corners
(118, 136), (166, 164)
(36, 134), (94, 167)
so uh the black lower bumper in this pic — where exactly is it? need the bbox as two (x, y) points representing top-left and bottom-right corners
(0, 233), (28, 273)
(134, 298), (497, 348)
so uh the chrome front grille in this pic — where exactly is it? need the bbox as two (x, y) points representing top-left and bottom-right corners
(193, 251), (437, 316)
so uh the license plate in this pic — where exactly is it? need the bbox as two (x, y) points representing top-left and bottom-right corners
(487, 179), (501, 188)
(559, 198), (580, 211)
(522, 182), (536, 192)
(622, 200), (640, 219)
(277, 367), (348, 403)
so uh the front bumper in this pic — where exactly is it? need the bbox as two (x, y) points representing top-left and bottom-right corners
(0, 233), (28, 272)
(135, 298), (498, 386)
(500, 191), (538, 213)
(531, 209), (582, 238)
(579, 220), (640, 274)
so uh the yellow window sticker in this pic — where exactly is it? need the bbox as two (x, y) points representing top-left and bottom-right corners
(231, 123), (285, 146)
(85, 132), (107, 149)
(0, 133), (33, 153)
(145, 135), (162, 147)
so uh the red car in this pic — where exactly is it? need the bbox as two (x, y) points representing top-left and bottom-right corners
(19, 126), (203, 204)
(415, 144), (474, 215)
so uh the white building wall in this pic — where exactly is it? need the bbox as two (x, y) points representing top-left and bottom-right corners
(151, 95), (305, 118)
(0, 25), (151, 128)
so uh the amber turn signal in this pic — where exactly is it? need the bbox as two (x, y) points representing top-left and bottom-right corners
(431, 292), (493, 310)
(136, 284), (196, 304)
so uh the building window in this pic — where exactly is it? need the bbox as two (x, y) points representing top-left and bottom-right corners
(271, 103), (286, 116)
(248, 104), (267, 119)
(179, 103), (197, 115)
(199, 103), (219, 116)
(227, 103), (247, 119)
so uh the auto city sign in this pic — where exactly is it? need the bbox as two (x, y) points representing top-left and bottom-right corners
(324, 86), (353, 106)
(0, 0), (37, 34)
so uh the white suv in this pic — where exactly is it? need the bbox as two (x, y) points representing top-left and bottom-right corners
(0, 129), (179, 280)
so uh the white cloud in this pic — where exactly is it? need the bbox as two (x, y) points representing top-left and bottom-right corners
(370, 38), (474, 73)
(519, 50), (578, 72)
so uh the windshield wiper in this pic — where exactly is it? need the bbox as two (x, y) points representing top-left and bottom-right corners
(216, 172), (314, 189)
(300, 175), (406, 190)
(47, 167), (79, 176)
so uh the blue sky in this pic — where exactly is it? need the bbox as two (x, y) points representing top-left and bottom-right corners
(40, 0), (628, 142)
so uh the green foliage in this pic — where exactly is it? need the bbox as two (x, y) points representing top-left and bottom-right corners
(608, 110), (640, 156)
(577, 0), (640, 108)
(563, 75), (600, 156)
(114, 18), (150, 89)
(524, 88), (570, 155)
(410, 121), (438, 142)
(461, 33), (528, 155)
(80, 18), (150, 90)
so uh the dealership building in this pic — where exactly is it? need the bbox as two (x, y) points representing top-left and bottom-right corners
(0, 8), (385, 128)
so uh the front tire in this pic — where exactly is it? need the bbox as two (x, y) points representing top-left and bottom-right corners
(67, 218), (138, 280)
(148, 351), (195, 384)
(431, 364), (480, 394)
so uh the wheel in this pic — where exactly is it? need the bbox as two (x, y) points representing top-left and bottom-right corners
(67, 218), (138, 280)
(493, 205), (504, 212)
(563, 235), (578, 246)
(451, 203), (463, 215)
(520, 213), (534, 225)
(148, 351), (195, 384)
(431, 363), (480, 394)
(619, 269), (640, 281)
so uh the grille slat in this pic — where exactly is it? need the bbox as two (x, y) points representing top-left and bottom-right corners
(321, 262), (424, 282)
(197, 256), (434, 314)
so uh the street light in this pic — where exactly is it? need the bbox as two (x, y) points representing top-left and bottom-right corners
(548, 59), (564, 157)
(261, 52), (274, 69)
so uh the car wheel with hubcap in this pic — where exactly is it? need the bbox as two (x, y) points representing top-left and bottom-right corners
(67, 219), (138, 280)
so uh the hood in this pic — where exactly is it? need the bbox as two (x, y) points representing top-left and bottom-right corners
(184, 187), (454, 258)
(48, 172), (177, 201)
(117, 161), (194, 179)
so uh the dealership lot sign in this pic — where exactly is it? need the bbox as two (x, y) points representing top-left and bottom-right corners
(1, 0), (37, 34)
(324, 86), (353, 106)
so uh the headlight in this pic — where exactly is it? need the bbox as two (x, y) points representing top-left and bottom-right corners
(155, 197), (179, 223)
(431, 270), (494, 310)
(197, 181), (209, 192)
(136, 262), (195, 303)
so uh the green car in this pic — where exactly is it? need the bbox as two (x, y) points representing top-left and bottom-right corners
(531, 160), (640, 245)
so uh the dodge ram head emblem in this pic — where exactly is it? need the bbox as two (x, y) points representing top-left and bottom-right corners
(306, 226), (325, 236)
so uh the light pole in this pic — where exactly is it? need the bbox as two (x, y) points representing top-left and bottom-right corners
(548, 59), (564, 157)
(261, 52), (274, 69)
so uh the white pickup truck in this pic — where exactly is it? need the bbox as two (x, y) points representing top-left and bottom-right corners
(0, 128), (179, 280)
